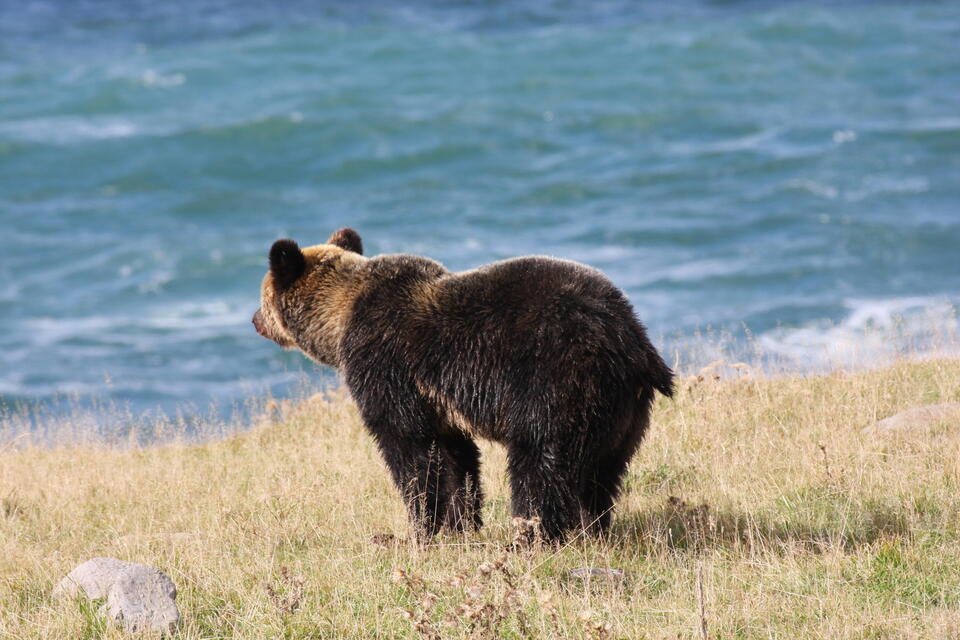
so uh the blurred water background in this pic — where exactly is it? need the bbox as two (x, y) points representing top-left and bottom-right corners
(2, 0), (958, 421)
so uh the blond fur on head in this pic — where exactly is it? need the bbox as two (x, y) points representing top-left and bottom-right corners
(253, 229), (368, 367)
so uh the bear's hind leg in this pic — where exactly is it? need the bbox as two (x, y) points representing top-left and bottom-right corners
(507, 440), (581, 543)
(438, 433), (483, 533)
(580, 402), (649, 536)
(580, 451), (632, 536)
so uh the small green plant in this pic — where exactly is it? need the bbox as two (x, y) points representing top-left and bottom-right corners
(76, 597), (108, 640)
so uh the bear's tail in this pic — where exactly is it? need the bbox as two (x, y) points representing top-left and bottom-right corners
(645, 351), (675, 398)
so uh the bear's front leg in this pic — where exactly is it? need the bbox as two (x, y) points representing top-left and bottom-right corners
(378, 435), (451, 541)
(348, 381), (453, 541)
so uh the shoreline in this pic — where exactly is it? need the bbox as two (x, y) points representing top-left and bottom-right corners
(5, 345), (960, 450)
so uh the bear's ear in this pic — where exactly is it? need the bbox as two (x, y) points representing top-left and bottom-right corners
(269, 239), (306, 291)
(327, 227), (363, 255)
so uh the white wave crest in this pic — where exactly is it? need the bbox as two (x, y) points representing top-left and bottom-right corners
(15, 300), (253, 350)
(140, 70), (186, 88)
(756, 296), (959, 370)
(0, 116), (143, 145)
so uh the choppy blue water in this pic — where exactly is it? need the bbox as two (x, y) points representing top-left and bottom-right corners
(2, 1), (959, 418)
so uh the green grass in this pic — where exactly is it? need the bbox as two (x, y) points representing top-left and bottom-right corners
(2, 358), (960, 638)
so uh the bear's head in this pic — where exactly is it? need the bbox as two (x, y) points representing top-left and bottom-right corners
(252, 227), (366, 367)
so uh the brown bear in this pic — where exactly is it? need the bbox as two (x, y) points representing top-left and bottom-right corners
(253, 228), (673, 542)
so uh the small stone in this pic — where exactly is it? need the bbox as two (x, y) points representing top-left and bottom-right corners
(862, 403), (960, 434)
(569, 567), (626, 581)
(53, 558), (180, 635)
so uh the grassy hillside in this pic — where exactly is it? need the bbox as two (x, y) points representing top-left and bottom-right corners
(2, 358), (960, 639)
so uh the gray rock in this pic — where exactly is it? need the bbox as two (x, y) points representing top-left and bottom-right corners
(106, 566), (179, 635)
(53, 557), (130, 600)
(53, 557), (180, 635)
(862, 402), (960, 434)
(569, 567), (626, 581)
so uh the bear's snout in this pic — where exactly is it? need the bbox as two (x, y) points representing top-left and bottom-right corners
(252, 308), (294, 347)
(252, 309), (266, 337)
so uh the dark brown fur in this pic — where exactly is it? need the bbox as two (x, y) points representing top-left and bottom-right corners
(254, 228), (673, 542)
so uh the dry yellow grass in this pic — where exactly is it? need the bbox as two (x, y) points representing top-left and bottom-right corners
(2, 358), (960, 639)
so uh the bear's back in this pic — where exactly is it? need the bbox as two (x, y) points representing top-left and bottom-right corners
(348, 254), (646, 370)
(441, 256), (624, 318)
(341, 253), (669, 443)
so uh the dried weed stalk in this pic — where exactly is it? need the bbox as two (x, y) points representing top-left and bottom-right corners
(667, 496), (717, 549)
(393, 551), (538, 639)
(510, 516), (543, 550)
(817, 440), (833, 482)
(393, 549), (616, 639)
(265, 565), (305, 618)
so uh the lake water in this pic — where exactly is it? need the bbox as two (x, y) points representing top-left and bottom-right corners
(2, 1), (958, 418)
